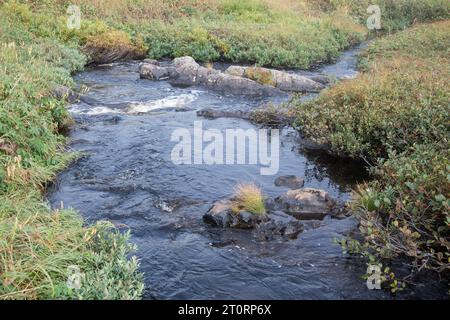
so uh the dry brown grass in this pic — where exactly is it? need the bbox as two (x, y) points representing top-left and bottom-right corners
(63, 0), (218, 22)
(83, 30), (147, 64)
(232, 183), (266, 215)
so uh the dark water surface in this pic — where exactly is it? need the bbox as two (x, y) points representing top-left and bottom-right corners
(48, 46), (447, 299)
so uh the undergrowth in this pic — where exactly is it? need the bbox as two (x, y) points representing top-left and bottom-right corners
(0, 3), (144, 299)
(292, 21), (450, 290)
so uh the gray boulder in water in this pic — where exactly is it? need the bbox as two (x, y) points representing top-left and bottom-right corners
(203, 200), (267, 229)
(203, 199), (304, 241)
(255, 211), (304, 241)
(139, 63), (170, 80)
(138, 56), (281, 96)
(275, 188), (338, 220)
(225, 66), (325, 93)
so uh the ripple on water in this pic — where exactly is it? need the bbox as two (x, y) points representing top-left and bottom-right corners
(48, 46), (448, 299)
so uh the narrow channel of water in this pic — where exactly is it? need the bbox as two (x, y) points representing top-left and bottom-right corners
(48, 45), (447, 299)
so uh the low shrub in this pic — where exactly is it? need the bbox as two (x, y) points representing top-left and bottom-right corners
(352, 145), (449, 275)
(293, 21), (449, 160)
(291, 21), (450, 285)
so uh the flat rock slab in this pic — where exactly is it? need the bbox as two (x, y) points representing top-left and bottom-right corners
(225, 66), (325, 93)
(139, 56), (281, 96)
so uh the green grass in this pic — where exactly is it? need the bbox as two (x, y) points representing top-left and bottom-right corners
(335, 0), (450, 32)
(291, 20), (450, 286)
(13, 0), (449, 68)
(17, 0), (369, 68)
(0, 3), (144, 299)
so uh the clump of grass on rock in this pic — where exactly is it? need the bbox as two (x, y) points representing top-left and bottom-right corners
(232, 183), (266, 215)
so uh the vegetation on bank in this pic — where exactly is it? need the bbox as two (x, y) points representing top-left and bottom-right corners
(1, 0), (449, 299)
(292, 21), (450, 288)
(20, 0), (449, 68)
(0, 3), (143, 299)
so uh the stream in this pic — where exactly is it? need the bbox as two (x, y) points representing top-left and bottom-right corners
(48, 45), (447, 299)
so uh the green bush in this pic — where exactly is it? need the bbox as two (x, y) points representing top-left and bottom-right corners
(143, 16), (366, 67)
(293, 21), (449, 160)
(352, 144), (449, 276)
(292, 21), (450, 284)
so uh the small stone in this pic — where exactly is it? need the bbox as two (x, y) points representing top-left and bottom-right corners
(274, 175), (305, 189)
(275, 188), (337, 220)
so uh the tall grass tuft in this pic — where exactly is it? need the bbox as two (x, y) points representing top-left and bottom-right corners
(233, 183), (266, 215)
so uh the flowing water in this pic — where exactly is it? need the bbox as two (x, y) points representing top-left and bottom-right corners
(48, 45), (447, 299)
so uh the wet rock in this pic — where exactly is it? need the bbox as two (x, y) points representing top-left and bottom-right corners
(255, 211), (304, 241)
(302, 219), (324, 231)
(139, 56), (280, 96)
(203, 200), (267, 229)
(51, 85), (80, 103)
(197, 106), (292, 128)
(139, 63), (170, 80)
(250, 106), (294, 127)
(197, 108), (252, 120)
(306, 74), (330, 85)
(264, 197), (280, 212)
(275, 188), (337, 220)
(102, 115), (123, 125)
(155, 197), (205, 213)
(143, 58), (160, 65)
(274, 175), (305, 189)
(225, 66), (325, 93)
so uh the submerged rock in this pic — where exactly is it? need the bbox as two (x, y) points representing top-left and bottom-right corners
(225, 66), (325, 93)
(196, 108), (252, 120)
(275, 188), (338, 220)
(139, 56), (281, 96)
(274, 175), (305, 189)
(255, 211), (304, 241)
(304, 74), (330, 85)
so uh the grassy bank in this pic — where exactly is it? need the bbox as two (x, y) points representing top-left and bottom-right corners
(0, 3), (144, 299)
(19, 0), (448, 68)
(292, 21), (449, 289)
(1, 0), (449, 299)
